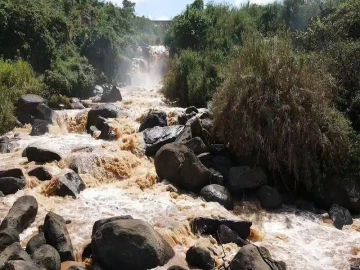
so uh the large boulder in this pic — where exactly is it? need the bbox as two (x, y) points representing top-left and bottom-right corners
(185, 106), (199, 114)
(0, 196), (38, 234)
(184, 137), (207, 155)
(0, 260), (38, 270)
(30, 119), (49, 136)
(144, 126), (185, 156)
(36, 103), (56, 123)
(0, 229), (19, 253)
(328, 204), (353, 230)
(211, 156), (233, 181)
(229, 244), (286, 270)
(155, 143), (211, 192)
(43, 212), (75, 262)
(200, 184), (233, 210)
(86, 104), (121, 132)
(217, 225), (248, 247)
(101, 85), (123, 103)
(190, 217), (252, 240)
(0, 178), (25, 196)
(28, 167), (52, 181)
(25, 144), (62, 163)
(17, 95), (46, 116)
(91, 215), (133, 237)
(227, 166), (267, 193)
(51, 170), (85, 198)
(0, 243), (32, 268)
(32, 244), (61, 270)
(185, 246), (214, 270)
(0, 169), (24, 180)
(139, 111), (167, 132)
(26, 233), (46, 255)
(256, 185), (283, 211)
(92, 219), (174, 270)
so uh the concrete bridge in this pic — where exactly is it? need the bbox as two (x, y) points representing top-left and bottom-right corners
(151, 20), (172, 29)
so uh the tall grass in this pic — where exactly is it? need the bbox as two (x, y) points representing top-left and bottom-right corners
(0, 59), (43, 134)
(212, 35), (354, 191)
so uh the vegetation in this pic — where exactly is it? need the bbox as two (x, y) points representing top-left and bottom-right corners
(0, 60), (43, 134)
(0, 0), (162, 134)
(164, 0), (360, 190)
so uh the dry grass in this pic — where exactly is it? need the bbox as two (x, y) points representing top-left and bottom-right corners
(212, 35), (354, 191)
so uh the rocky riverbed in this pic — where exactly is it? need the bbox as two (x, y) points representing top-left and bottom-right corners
(0, 85), (360, 270)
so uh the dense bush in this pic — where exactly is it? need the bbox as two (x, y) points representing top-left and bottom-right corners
(0, 60), (43, 134)
(44, 44), (95, 98)
(212, 35), (354, 191)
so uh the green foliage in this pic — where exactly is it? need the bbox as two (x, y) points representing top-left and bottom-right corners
(0, 60), (43, 134)
(48, 94), (70, 109)
(163, 50), (224, 106)
(45, 44), (95, 98)
(212, 35), (354, 190)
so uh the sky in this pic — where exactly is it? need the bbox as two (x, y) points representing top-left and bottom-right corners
(108, 0), (276, 20)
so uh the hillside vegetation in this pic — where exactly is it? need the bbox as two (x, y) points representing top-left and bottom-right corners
(0, 0), (163, 133)
(163, 0), (360, 191)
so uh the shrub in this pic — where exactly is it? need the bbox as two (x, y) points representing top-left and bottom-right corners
(48, 94), (70, 109)
(44, 44), (95, 99)
(211, 35), (354, 191)
(162, 49), (225, 107)
(0, 59), (43, 134)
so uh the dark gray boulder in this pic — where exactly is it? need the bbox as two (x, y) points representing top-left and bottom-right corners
(190, 217), (252, 240)
(0, 243), (32, 268)
(139, 111), (167, 132)
(0, 260), (38, 270)
(144, 126), (185, 156)
(184, 137), (207, 155)
(228, 166), (267, 193)
(92, 219), (174, 270)
(32, 244), (61, 270)
(212, 156), (233, 181)
(101, 85), (122, 103)
(187, 117), (203, 139)
(0, 169), (24, 180)
(0, 229), (19, 253)
(36, 103), (56, 123)
(185, 246), (214, 270)
(174, 126), (192, 144)
(91, 215), (133, 237)
(0, 178), (25, 196)
(329, 204), (353, 230)
(155, 143), (211, 192)
(25, 144), (62, 163)
(229, 244), (286, 270)
(26, 233), (46, 255)
(257, 185), (283, 210)
(96, 116), (116, 141)
(185, 106), (198, 114)
(198, 152), (213, 168)
(30, 119), (49, 136)
(28, 167), (52, 181)
(0, 196), (38, 233)
(200, 184), (233, 210)
(208, 168), (224, 186)
(52, 170), (85, 198)
(217, 225), (248, 247)
(43, 211), (75, 262)
(86, 104), (121, 132)
(17, 95), (46, 116)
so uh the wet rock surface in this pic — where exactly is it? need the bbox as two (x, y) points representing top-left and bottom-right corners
(200, 184), (234, 210)
(43, 212), (75, 262)
(227, 166), (267, 193)
(155, 143), (210, 192)
(186, 246), (214, 270)
(92, 219), (174, 270)
(51, 170), (86, 198)
(0, 196), (38, 234)
(139, 111), (167, 132)
(329, 204), (353, 230)
(144, 126), (185, 155)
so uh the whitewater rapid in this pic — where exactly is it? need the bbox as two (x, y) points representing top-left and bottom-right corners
(0, 85), (359, 269)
